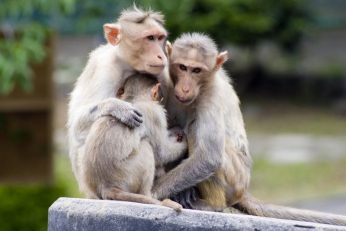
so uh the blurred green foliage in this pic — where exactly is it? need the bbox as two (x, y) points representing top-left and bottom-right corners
(0, 0), (74, 94)
(0, 185), (67, 231)
(0, 23), (49, 94)
(139, 0), (311, 49)
(0, 0), (311, 94)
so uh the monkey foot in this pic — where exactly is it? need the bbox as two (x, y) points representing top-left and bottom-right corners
(161, 199), (183, 211)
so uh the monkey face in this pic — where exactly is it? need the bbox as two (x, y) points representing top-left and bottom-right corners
(139, 32), (167, 75)
(167, 33), (228, 106)
(128, 24), (168, 75)
(105, 19), (168, 76)
(170, 60), (209, 106)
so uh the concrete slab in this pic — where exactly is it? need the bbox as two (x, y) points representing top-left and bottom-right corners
(48, 197), (346, 231)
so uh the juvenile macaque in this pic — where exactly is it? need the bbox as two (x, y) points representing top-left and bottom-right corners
(80, 74), (187, 211)
(153, 33), (346, 226)
(67, 6), (168, 191)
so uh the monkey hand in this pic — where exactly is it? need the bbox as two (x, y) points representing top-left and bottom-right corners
(171, 187), (198, 210)
(168, 126), (186, 143)
(104, 99), (143, 128)
(175, 133), (185, 143)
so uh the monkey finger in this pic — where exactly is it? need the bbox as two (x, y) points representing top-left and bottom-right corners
(177, 192), (187, 209)
(133, 121), (142, 127)
(131, 112), (143, 127)
(181, 191), (192, 209)
(134, 116), (143, 124)
(183, 189), (196, 209)
(177, 190), (191, 209)
(134, 110), (143, 117)
(185, 198), (194, 210)
(132, 120), (142, 127)
(190, 187), (197, 202)
(125, 117), (141, 128)
(176, 134), (183, 142)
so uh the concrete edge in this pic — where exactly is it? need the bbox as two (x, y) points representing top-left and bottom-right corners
(48, 197), (346, 231)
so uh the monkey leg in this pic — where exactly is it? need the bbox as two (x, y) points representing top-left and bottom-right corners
(102, 188), (182, 211)
(190, 199), (225, 212)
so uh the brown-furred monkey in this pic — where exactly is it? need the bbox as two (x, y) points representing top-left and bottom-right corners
(153, 33), (346, 226)
(80, 74), (186, 211)
(67, 6), (168, 193)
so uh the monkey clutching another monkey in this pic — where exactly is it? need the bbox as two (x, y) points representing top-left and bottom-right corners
(152, 33), (346, 226)
(67, 6), (168, 193)
(80, 74), (187, 211)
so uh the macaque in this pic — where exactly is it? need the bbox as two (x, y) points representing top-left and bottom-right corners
(67, 6), (168, 191)
(153, 33), (346, 226)
(80, 74), (187, 211)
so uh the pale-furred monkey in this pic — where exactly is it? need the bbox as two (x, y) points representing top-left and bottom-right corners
(153, 33), (346, 226)
(67, 6), (168, 192)
(80, 74), (187, 211)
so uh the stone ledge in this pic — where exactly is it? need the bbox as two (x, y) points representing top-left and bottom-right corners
(48, 197), (346, 231)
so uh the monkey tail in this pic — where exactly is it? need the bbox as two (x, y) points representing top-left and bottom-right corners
(234, 194), (346, 226)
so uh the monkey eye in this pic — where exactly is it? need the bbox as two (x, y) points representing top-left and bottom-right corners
(158, 35), (165, 41)
(193, 68), (201, 73)
(179, 64), (187, 71)
(147, 35), (155, 41)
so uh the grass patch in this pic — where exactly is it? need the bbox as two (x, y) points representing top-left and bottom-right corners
(243, 100), (346, 136)
(249, 157), (346, 203)
(243, 100), (346, 202)
(54, 153), (83, 198)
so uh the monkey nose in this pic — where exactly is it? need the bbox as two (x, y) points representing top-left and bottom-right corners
(182, 88), (189, 93)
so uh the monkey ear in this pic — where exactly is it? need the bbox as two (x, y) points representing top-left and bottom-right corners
(116, 88), (124, 99)
(103, 23), (121, 46)
(150, 83), (161, 101)
(166, 41), (172, 57)
(215, 51), (228, 71)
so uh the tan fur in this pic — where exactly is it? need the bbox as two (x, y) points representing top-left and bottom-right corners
(67, 6), (168, 194)
(154, 33), (346, 226)
(81, 74), (187, 211)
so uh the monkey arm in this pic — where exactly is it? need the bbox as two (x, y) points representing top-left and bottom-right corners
(141, 103), (187, 166)
(156, 126), (188, 165)
(156, 140), (188, 166)
(71, 98), (143, 137)
(148, 126), (188, 166)
(152, 153), (221, 199)
(152, 110), (225, 199)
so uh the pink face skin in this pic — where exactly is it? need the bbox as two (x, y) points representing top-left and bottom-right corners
(138, 29), (167, 75)
(104, 22), (168, 76)
(171, 61), (209, 106)
(167, 43), (228, 106)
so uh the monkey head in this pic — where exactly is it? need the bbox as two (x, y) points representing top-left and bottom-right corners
(167, 33), (228, 106)
(104, 12), (168, 76)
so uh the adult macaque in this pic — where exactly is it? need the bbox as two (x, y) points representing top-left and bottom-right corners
(80, 74), (186, 211)
(67, 6), (168, 190)
(153, 33), (346, 226)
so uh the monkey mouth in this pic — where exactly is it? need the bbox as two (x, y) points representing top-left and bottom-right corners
(147, 64), (165, 68)
(175, 95), (193, 104)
